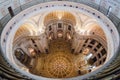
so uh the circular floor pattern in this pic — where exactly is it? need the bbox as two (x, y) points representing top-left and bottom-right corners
(29, 39), (89, 78)
(45, 52), (74, 78)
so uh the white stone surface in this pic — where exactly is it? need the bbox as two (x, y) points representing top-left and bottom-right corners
(0, 0), (120, 19)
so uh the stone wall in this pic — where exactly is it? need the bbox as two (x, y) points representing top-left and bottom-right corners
(0, 0), (120, 19)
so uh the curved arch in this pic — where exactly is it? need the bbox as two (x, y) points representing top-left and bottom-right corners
(24, 20), (39, 35)
(44, 10), (76, 26)
(83, 21), (106, 40)
(82, 19), (97, 28)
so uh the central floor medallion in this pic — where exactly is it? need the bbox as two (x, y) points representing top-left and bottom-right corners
(45, 53), (74, 78)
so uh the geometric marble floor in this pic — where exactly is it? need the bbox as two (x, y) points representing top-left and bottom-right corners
(29, 39), (89, 78)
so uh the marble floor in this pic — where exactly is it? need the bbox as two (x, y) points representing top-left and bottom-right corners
(29, 39), (89, 78)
